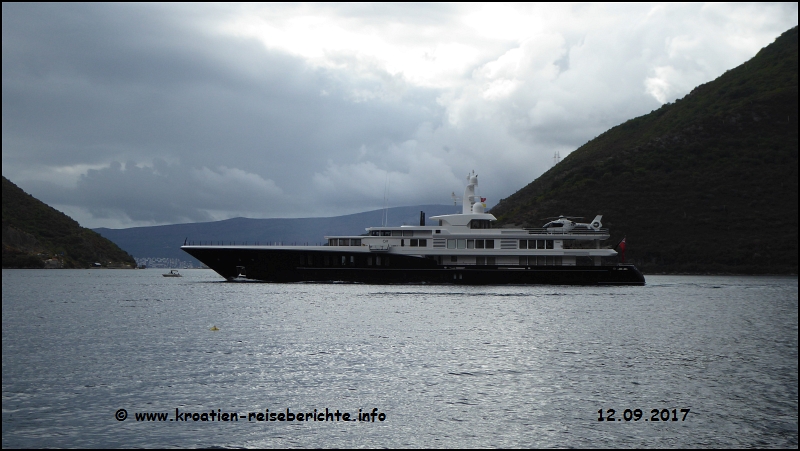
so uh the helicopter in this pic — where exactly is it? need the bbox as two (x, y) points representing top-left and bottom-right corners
(541, 215), (603, 232)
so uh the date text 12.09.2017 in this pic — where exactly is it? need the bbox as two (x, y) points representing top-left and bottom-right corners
(598, 408), (690, 422)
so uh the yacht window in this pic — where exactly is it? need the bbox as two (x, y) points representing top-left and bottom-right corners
(457, 239), (466, 249)
(341, 256), (347, 266)
(519, 256), (528, 266)
(410, 239), (418, 247)
(401, 239), (405, 247)
(339, 239), (348, 246)
(450, 256), (457, 262)
(485, 240), (495, 249)
(376, 256), (381, 266)
(392, 230), (402, 236)
(329, 239), (337, 246)
(367, 257), (372, 266)
(519, 240), (528, 249)
(403, 230), (413, 236)
(476, 256), (486, 265)
(381, 231), (391, 236)
(352, 239), (361, 246)
(537, 240), (545, 249)
(447, 239), (456, 249)
(350, 256), (355, 265)
(418, 239), (427, 247)
(467, 239), (475, 249)
(435, 230), (441, 233)
(546, 240), (554, 249)
(371, 231), (380, 236)
(487, 257), (496, 265)
(476, 239), (485, 249)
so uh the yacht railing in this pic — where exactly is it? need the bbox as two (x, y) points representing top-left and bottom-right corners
(182, 240), (325, 246)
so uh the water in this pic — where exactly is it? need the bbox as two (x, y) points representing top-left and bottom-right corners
(2, 269), (797, 448)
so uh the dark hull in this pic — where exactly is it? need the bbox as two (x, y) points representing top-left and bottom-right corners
(182, 246), (645, 285)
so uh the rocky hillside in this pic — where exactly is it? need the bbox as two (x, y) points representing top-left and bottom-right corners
(2, 176), (136, 268)
(491, 27), (798, 274)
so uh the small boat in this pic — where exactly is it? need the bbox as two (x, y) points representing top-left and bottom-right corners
(162, 269), (182, 277)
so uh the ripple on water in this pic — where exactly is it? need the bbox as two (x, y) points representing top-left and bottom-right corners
(1, 271), (797, 448)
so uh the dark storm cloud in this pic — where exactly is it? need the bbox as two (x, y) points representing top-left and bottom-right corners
(37, 159), (283, 224)
(2, 3), (434, 161)
(2, 3), (443, 225)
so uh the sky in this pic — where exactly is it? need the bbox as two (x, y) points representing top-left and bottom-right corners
(3, 3), (797, 229)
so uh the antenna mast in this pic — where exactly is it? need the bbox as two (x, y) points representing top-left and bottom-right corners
(382, 175), (389, 227)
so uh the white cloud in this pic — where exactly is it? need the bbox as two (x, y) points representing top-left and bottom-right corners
(644, 66), (679, 104)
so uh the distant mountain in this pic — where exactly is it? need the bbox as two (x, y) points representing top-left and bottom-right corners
(2, 176), (136, 268)
(94, 205), (458, 265)
(490, 27), (798, 274)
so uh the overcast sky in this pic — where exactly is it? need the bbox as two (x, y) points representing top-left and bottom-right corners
(3, 3), (797, 228)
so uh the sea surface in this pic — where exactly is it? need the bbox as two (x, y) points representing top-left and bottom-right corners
(2, 269), (797, 448)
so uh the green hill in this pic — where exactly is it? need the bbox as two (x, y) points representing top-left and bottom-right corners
(490, 27), (798, 274)
(2, 176), (136, 268)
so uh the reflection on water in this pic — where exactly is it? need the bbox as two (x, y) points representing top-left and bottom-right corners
(2, 270), (797, 448)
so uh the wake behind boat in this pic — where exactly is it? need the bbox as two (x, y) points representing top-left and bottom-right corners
(182, 173), (644, 285)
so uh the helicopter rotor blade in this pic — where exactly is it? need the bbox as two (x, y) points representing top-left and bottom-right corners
(542, 216), (583, 220)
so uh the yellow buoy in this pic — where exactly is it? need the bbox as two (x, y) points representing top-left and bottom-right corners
(210, 326), (219, 331)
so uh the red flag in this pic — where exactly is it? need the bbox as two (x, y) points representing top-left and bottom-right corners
(480, 197), (486, 202)
(618, 237), (626, 263)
